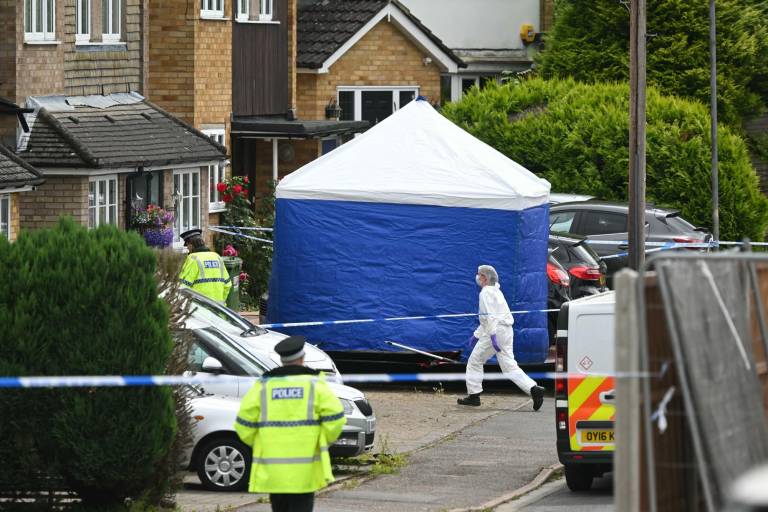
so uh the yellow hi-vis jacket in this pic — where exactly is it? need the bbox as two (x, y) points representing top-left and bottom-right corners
(234, 372), (346, 494)
(179, 251), (231, 304)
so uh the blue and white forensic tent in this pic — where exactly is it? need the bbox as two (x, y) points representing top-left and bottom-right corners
(267, 99), (551, 363)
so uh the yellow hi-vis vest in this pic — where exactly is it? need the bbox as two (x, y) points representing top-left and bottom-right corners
(234, 374), (346, 494)
(178, 251), (232, 304)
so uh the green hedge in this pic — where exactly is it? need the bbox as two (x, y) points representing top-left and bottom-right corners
(442, 78), (768, 241)
(537, 0), (768, 124)
(0, 218), (176, 509)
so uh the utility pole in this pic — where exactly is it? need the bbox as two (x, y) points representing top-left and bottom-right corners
(628, 0), (647, 270)
(710, 0), (720, 243)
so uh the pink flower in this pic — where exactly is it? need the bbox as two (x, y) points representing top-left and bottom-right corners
(233, 184), (243, 195)
(239, 271), (248, 283)
(244, 176), (249, 184)
(223, 194), (233, 203)
(216, 182), (227, 193)
(223, 244), (238, 257)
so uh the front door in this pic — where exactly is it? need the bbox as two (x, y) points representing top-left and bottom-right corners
(361, 91), (393, 126)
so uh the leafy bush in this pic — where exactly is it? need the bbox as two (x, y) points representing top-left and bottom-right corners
(215, 178), (275, 309)
(0, 218), (176, 509)
(537, 0), (768, 124)
(442, 77), (768, 241)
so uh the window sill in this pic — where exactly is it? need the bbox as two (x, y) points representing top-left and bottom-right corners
(209, 205), (227, 213)
(75, 42), (127, 52)
(24, 39), (62, 46)
(235, 19), (279, 24)
(200, 14), (230, 21)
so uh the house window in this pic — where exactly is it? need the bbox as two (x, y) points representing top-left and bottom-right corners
(337, 87), (418, 126)
(173, 169), (201, 245)
(0, 195), (9, 240)
(76, 0), (89, 42)
(88, 175), (118, 228)
(258, 0), (273, 21)
(236, 0), (248, 21)
(203, 129), (227, 212)
(24, 0), (56, 41)
(102, 0), (120, 42)
(201, 0), (224, 18)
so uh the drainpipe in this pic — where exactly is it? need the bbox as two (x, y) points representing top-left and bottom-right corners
(272, 138), (279, 182)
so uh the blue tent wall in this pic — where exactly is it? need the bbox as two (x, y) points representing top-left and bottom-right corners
(267, 198), (550, 364)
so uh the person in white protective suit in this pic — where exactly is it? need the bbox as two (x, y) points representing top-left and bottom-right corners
(457, 265), (545, 410)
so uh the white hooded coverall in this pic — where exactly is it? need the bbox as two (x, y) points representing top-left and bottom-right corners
(466, 283), (537, 395)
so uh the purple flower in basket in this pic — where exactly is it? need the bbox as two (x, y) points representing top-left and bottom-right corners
(143, 227), (174, 248)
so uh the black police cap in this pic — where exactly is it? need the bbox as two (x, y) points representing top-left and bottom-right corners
(275, 335), (306, 362)
(180, 228), (203, 243)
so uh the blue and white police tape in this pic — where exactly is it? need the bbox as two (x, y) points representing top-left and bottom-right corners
(210, 225), (273, 232)
(207, 225), (273, 244)
(0, 370), (664, 389)
(257, 308), (560, 330)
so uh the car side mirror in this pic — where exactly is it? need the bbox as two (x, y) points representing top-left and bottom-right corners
(202, 357), (224, 373)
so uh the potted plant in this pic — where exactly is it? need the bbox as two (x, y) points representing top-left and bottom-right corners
(131, 204), (175, 248)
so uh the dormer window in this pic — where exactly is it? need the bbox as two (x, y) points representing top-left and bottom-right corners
(102, 0), (121, 42)
(76, 0), (89, 42)
(24, 0), (56, 42)
(75, 0), (123, 44)
(258, 0), (272, 21)
(236, 0), (248, 21)
(201, 0), (224, 19)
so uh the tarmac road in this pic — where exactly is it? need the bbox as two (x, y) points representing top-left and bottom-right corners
(497, 473), (614, 512)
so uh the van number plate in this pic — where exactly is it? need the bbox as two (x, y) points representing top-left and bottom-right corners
(582, 430), (614, 443)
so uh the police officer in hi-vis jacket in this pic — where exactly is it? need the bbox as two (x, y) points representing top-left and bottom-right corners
(235, 336), (346, 512)
(178, 228), (231, 304)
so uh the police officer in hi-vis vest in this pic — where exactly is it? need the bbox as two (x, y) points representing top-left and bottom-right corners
(235, 336), (346, 512)
(178, 229), (231, 304)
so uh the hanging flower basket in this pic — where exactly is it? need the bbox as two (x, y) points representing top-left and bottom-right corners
(131, 204), (175, 249)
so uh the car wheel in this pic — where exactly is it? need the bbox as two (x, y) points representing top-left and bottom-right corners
(564, 464), (593, 492)
(196, 436), (251, 492)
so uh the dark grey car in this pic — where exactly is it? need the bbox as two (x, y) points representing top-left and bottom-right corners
(549, 201), (711, 278)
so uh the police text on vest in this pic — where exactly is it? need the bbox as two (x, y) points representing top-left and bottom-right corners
(272, 387), (304, 399)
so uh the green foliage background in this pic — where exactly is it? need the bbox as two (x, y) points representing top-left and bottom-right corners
(442, 78), (768, 241)
(537, 0), (768, 124)
(0, 218), (176, 508)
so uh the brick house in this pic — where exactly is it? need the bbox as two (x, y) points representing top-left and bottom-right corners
(0, 98), (45, 241)
(229, 0), (464, 196)
(296, 0), (464, 123)
(147, 0), (233, 244)
(0, 0), (225, 247)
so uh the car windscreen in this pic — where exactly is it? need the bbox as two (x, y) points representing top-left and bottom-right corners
(191, 296), (267, 335)
(651, 213), (698, 234)
(193, 328), (271, 376)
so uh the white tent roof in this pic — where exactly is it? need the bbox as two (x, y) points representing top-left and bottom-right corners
(276, 99), (550, 211)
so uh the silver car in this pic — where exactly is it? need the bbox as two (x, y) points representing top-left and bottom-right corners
(181, 326), (375, 491)
(181, 289), (342, 382)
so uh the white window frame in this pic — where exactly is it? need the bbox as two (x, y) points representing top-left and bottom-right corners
(88, 175), (118, 228)
(24, 0), (56, 42)
(0, 194), (10, 240)
(258, 0), (273, 21)
(200, 0), (224, 19)
(337, 86), (419, 122)
(76, 0), (90, 43)
(203, 128), (227, 213)
(173, 169), (201, 247)
(102, 0), (121, 42)
(236, 0), (249, 21)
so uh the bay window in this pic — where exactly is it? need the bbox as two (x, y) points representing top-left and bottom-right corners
(173, 169), (201, 245)
(88, 175), (118, 228)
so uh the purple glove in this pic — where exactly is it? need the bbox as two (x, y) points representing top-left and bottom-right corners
(491, 334), (501, 352)
(466, 335), (478, 352)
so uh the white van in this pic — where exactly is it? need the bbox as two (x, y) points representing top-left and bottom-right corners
(554, 291), (615, 491)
